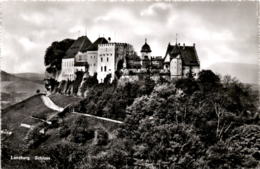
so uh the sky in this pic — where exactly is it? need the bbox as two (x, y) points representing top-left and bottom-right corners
(1, 1), (258, 77)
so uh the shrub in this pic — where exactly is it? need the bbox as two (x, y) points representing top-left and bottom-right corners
(59, 125), (70, 138)
(96, 129), (109, 145)
(26, 128), (49, 148)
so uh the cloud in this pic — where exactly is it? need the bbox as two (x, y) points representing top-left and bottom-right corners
(18, 37), (37, 51)
(140, 3), (172, 16)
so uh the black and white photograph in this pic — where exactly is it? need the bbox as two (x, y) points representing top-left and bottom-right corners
(1, 1), (260, 169)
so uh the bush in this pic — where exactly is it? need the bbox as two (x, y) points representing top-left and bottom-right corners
(26, 128), (49, 148)
(96, 129), (109, 145)
(59, 125), (70, 138)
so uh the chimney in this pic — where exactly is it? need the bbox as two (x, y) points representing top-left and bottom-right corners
(193, 43), (196, 47)
(183, 43), (185, 50)
(108, 37), (111, 42)
(178, 43), (180, 46)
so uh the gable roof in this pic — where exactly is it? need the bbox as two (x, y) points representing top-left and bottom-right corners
(64, 36), (92, 58)
(79, 37), (92, 52)
(86, 37), (108, 51)
(164, 43), (200, 66)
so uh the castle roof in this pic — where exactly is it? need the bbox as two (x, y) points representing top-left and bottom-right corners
(141, 39), (152, 53)
(164, 43), (200, 67)
(64, 36), (92, 59)
(87, 37), (108, 51)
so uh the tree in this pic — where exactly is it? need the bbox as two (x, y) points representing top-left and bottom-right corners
(44, 78), (59, 92)
(73, 71), (84, 95)
(104, 73), (112, 84)
(175, 78), (199, 95)
(198, 70), (221, 92)
(198, 70), (220, 84)
(44, 39), (74, 76)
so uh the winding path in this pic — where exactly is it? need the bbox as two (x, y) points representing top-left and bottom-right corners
(72, 112), (123, 124)
(40, 95), (64, 112)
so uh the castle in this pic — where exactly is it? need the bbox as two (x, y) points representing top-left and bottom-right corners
(59, 36), (200, 83)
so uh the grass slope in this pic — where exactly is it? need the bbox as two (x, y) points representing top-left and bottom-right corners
(2, 94), (54, 130)
(2, 93), (119, 151)
(49, 94), (82, 107)
(2, 94), (57, 149)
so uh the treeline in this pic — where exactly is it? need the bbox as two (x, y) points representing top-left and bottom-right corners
(45, 70), (259, 168)
(3, 70), (260, 169)
(71, 70), (259, 168)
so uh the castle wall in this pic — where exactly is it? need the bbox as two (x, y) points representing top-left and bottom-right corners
(182, 66), (200, 79)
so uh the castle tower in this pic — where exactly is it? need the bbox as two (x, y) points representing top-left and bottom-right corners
(141, 38), (152, 60)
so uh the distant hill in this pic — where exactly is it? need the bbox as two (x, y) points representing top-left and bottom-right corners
(208, 62), (258, 84)
(14, 72), (45, 84)
(1, 70), (45, 109)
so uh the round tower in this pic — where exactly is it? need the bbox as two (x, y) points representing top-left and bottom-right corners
(141, 38), (152, 60)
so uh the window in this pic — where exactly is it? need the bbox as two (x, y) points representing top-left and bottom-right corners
(104, 66), (107, 72)
(107, 57), (109, 62)
(101, 66), (103, 72)
(101, 57), (103, 62)
(94, 64), (96, 66)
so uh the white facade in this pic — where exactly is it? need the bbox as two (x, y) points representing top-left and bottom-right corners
(75, 51), (97, 76)
(87, 51), (98, 76)
(61, 58), (75, 81)
(97, 44), (116, 83)
(96, 43), (134, 83)
(170, 55), (182, 79)
(75, 52), (86, 62)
